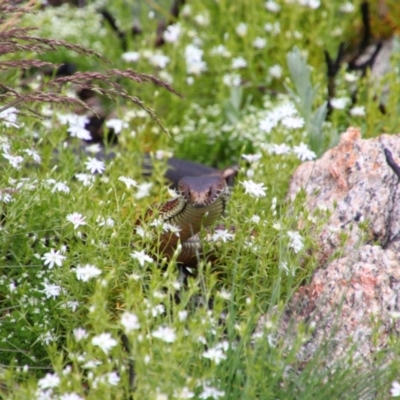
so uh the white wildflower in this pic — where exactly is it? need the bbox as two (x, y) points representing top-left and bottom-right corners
(130, 250), (154, 267)
(391, 381), (400, 397)
(118, 176), (137, 189)
(185, 44), (207, 75)
(269, 64), (283, 79)
(281, 115), (305, 129)
(23, 149), (41, 163)
(298, 0), (321, 8)
(67, 125), (91, 140)
(202, 346), (226, 364)
(66, 212), (86, 229)
(194, 13), (209, 26)
(340, 2), (355, 12)
(0, 107), (20, 128)
(92, 332), (117, 355)
(85, 157), (105, 174)
(199, 386), (225, 399)
(75, 173), (95, 187)
(259, 117), (278, 133)
(105, 118), (128, 134)
(149, 52), (170, 69)
(235, 23), (247, 37)
(241, 179), (267, 198)
(242, 154), (262, 163)
(210, 45), (231, 57)
(265, 0), (281, 12)
(41, 282), (62, 299)
(121, 312), (141, 333)
(51, 181), (70, 194)
(135, 182), (153, 199)
(178, 310), (188, 322)
(65, 301), (79, 312)
(211, 229), (234, 242)
(218, 289), (232, 300)
(0, 192), (13, 203)
(107, 372), (120, 386)
(96, 216), (114, 227)
(344, 72), (358, 82)
(231, 57), (247, 69)
(271, 143), (291, 155)
(350, 106), (365, 117)
(222, 73), (241, 87)
(152, 326), (176, 343)
(40, 331), (57, 345)
(330, 97), (349, 110)
(73, 328), (88, 342)
(293, 142), (316, 161)
(175, 387), (195, 399)
(41, 249), (66, 269)
(122, 51), (141, 62)
(151, 304), (165, 317)
(75, 264), (102, 282)
(264, 22), (280, 34)
(38, 373), (60, 390)
(163, 24), (181, 42)
(287, 230), (304, 253)
(3, 153), (24, 169)
(253, 37), (267, 49)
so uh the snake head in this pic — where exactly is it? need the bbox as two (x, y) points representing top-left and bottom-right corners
(178, 175), (228, 208)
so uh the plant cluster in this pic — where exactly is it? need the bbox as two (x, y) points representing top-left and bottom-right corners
(2, 0), (400, 399)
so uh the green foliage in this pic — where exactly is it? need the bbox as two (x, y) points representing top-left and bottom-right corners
(286, 46), (328, 156)
(2, 0), (400, 399)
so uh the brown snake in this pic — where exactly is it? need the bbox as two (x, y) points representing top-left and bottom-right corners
(154, 174), (231, 265)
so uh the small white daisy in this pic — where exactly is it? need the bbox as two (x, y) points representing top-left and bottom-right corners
(85, 157), (105, 174)
(130, 250), (154, 267)
(240, 180), (267, 198)
(41, 249), (66, 269)
(66, 212), (87, 230)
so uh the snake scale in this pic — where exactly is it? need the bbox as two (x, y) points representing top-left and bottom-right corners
(151, 174), (231, 266)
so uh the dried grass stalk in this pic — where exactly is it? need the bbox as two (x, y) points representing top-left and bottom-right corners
(0, 0), (181, 133)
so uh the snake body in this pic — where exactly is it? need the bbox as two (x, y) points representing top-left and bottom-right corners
(157, 175), (230, 265)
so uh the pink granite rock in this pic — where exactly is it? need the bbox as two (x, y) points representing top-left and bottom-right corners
(275, 245), (400, 368)
(287, 127), (400, 263)
(267, 128), (400, 370)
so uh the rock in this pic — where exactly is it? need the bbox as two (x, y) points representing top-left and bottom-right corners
(274, 245), (400, 368)
(263, 128), (400, 371)
(287, 127), (400, 263)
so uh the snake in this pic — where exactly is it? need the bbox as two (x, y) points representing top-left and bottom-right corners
(153, 174), (231, 266)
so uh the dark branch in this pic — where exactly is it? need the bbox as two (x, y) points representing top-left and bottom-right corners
(120, 333), (136, 394)
(324, 42), (345, 115)
(100, 9), (128, 52)
(360, 1), (371, 53)
(384, 148), (400, 180)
